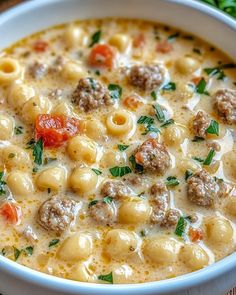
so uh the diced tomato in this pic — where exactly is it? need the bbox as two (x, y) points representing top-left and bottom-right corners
(191, 76), (203, 85)
(133, 33), (145, 48)
(0, 202), (22, 225)
(156, 40), (173, 53)
(35, 114), (81, 148)
(88, 44), (115, 68)
(33, 40), (49, 53)
(123, 95), (143, 110)
(189, 227), (203, 242)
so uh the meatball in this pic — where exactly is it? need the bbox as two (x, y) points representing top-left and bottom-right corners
(71, 77), (113, 112)
(28, 61), (48, 79)
(192, 110), (211, 138)
(135, 139), (170, 175)
(214, 89), (236, 124)
(187, 170), (218, 207)
(161, 209), (180, 227)
(37, 197), (77, 233)
(129, 64), (164, 91)
(89, 200), (117, 225)
(101, 180), (132, 199)
(150, 182), (169, 223)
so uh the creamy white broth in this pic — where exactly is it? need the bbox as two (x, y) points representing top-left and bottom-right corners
(0, 19), (235, 284)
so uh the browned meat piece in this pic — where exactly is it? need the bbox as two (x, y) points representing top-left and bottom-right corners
(28, 61), (48, 79)
(71, 77), (113, 112)
(192, 110), (211, 138)
(129, 64), (164, 91)
(187, 170), (218, 207)
(214, 89), (236, 124)
(101, 180), (132, 199)
(150, 182), (169, 223)
(37, 197), (77, 233)
(161, 209), (180, 227)
(135, 139), (170, 175)
(89, 200), (117, 225)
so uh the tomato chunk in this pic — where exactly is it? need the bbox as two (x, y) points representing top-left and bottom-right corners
(33, 40), (49, 53)
(156, 40), (173, 53)
(189, 227), (203, 242)
(133, 33), (145, 48)
(88, 44), (115, 68)
(0, 202), (22, 225)
(35, 114), (81, 147)
(123, 95), (143, 110)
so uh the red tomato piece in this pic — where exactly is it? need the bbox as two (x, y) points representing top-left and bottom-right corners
(123, 95), (143, 110)
(33, 40), (49, 53)
(156, 40), (173, 53)
(88, 44), (115, 68)
(133, 33), (145, 48)
(189, 227), (203, 242)
(0, 202), (22, 225)
(35, 114), (81, 148)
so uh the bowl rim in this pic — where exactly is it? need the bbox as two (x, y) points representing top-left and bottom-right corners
(0, 0), (236, 293)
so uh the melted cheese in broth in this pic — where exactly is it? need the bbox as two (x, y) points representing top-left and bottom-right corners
(0, 19), (235, 284)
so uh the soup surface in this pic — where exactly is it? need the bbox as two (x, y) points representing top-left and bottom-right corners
(0, 19), (236, 284)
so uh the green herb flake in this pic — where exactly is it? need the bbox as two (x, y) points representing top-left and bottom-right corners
(89, 30), (101, 47)
(44, 157), (57, 165)
(142, 125), (160, 135)
(153, 104), (165, 123)
(91, 168), (102, 175)
(140, 229), (148, 237)
(192, 136), (205, 142)
(195, 78), (209, 95)
(98, 272), (113, 284)
(8, 153), (15, 158)
(160, 119), (175, 128)
(192, 156), (204, 163)
(137, 116), (154, 125)
(151, 90), (157, 100)
(167, 32), (180, 42)
(129, 155), (144, 174)
(1, 248), (6, 256)
(0, 172), (6, 196)
(14, 126), (24, 135)
(13, 247), (21, 261)
(103, 196), (113, 204)
(88, 77), (97, 90)
(204, 63), (236, 80)
(206, 120), (219, 136)
(203, 149), (216, 166)
(117, 144), (129, 151)
(33, 138), (43, 166)
(88, 200), (98, 208)
(175, 216), (187, 237)
(109, 166), (132, 177)
(23, 246), (34, 256)
(165, 176), (180, 187)
(49, 239), (60, 248)
(185, 170), (193, 180)
(162, 82), (176, 91)
(26, 138), (35, 149)
(108, 84), (122, 100)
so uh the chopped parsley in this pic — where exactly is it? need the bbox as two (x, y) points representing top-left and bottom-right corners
(129, 155), (143, 173)
(165, 176), (180, 187)
(151, 90), (157, 100)
(14, 126), (24, 135)
(89, 30), (101, 47)
(162, 82), (176, 91)
(88, 200), (99, 208)
(203, 149), (216, 165)
(175, 216), (187, 237)
(192, 156), (204, 163)
(98, 272), (113, 284)
(88, 77), (97, 90)
(1, 248), (6, 256)
(26, 138), (36, 149)
(33, 138), (43, 166)
(195, 78), (209, 95)
(160, 119), (175, 128)
(167, 32), (180, 42)
(91, 168), (102, 175)
(0, 172), (6, 196)
(206, 120), (219, 136)
(204, 63), (236, 80)
(108, 84), (122, 99)
(153, 104), (165, 123)
(142, 125), (160, 135)
(192, 136), (205, 142)
(49, 239), (60, 248)
(23, 246), (34, 256)
(117, 144), (129, 151)
(185, 170), (193, 180)
(103, 196), (113, 204)
(109, 166), (132, 177)
(13, 247), (21, 261)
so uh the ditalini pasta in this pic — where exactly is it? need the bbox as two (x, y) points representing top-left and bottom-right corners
(0, 19), (235, 284)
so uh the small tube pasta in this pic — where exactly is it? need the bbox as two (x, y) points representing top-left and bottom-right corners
(0, 57), (22, 83)
(106, 110), (134, 136)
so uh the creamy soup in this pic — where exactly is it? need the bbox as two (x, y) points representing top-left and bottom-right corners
(0, 19), (235, 284)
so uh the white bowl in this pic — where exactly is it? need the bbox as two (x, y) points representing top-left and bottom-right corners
(0, 1), (235, 294)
